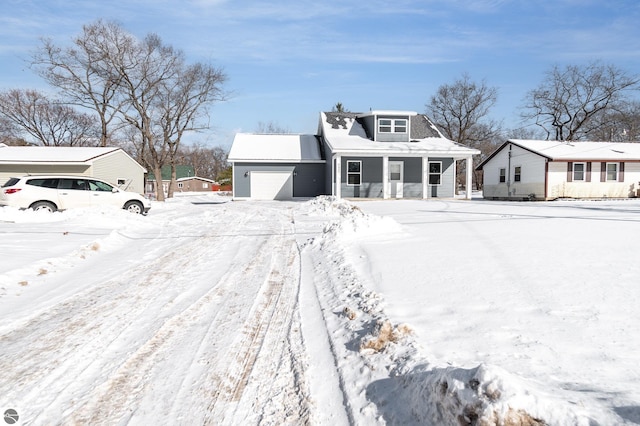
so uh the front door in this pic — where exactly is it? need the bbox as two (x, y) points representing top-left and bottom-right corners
(389, 161), (404, 198)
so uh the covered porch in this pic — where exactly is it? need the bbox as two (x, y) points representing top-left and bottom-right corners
(331, 153), (475, 200)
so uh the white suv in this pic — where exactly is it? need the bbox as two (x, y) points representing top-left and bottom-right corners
(0, 176), (151, 214)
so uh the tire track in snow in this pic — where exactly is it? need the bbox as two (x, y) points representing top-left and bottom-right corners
(204, 213), (310, 425)
(1, 204), (311, 425)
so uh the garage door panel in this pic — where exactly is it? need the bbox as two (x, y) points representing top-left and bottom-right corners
(250, 171), (293, 200)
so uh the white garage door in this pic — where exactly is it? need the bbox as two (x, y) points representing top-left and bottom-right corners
(250, 171), (293, 200)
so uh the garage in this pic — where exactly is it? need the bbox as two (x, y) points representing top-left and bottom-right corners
(228, 134), (326, 200)
(250, 171), (293, 200)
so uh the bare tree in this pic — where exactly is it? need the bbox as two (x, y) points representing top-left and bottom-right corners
(521, 62), (640, 141)
(44, 21), (228, 200)
(255, 121), (290, 134)
(587, 100), (640, 142)
(504, 126), (546, 141)
(158, 62), (227, 197)
(427, 73), (501, 189)
(31, 21), (129, 147)
(179, 143), (229, 181)
(0, 115), (23, 145)
(0, 89), (99, 146)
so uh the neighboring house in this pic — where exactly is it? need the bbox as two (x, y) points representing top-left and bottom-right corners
(228, 110), (480, 200)
(146, 165), (199, 196)
(175, 176), (218, 192)
(0, 145), (147, 194)
(477, 139), (640, 200)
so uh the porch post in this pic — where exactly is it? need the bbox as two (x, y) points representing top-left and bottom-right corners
(422, 157), (429, 199)
(465, 156), (473, 200)
(382, 156), (389, 199)
(335, 155), (341, 198)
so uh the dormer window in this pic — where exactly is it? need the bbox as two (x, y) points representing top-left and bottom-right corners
(378, 118), (407, 134)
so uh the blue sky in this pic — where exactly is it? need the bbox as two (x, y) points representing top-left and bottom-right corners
(1, 0), (639, 149)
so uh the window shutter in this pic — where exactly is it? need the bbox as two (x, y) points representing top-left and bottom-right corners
(619, 162), (625, 182)
(567, 162), (573, 182)
(600, 162), (606, 182)
(586, 162), (592, 182)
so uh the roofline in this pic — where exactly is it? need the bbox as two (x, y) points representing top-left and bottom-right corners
(329, 149), (480, 158)
(227, 159), (326, 164)
(0, 161), (92, 165)
(176, 176), (217, 183)
(0, 147), (147, 172)
(476, 139), (552, 170)
(549, 158), (640, 163)
(356, 110), (418, 118)
(476, 139), (640, 171)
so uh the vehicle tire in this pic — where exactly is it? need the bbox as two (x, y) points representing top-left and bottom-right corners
(30, 201), (57, 212)
(124, 200), (144, 214)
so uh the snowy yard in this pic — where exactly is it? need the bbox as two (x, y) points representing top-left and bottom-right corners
(1, 194), (639, 425)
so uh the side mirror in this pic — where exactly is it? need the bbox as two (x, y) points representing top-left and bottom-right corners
(112, 187), (119, 193)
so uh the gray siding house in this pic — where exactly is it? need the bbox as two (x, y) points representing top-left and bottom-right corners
(0, 145), (147, 194)
(228, 134), (325, 200)
(227, 110), (479, 200)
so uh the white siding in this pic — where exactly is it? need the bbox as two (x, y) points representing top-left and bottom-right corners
(0, 149), (145, 194)
(482, 143), (547, 199)
(90, 151), (146, 194)
(0, 165), (89, 186)
(548, 161), (640, 198)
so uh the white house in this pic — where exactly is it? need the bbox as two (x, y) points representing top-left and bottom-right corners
(228, 110), (480, 200)
(0, 145), (147, 194)
(477, 139), (640, 200)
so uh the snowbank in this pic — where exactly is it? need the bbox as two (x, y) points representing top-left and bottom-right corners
(301, 196), (595, 425)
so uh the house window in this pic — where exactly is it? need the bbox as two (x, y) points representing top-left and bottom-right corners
(499, 168), (506, 183)
(606, 163), (618, 181)
(178, 182), (184, 188)
(378, 118), (407, 134)
(393, 119), (407, 133)
(202, 182), (209, 189)
(117, 179), (126, 185)
(573, 163), (586, 181)
(428, 162), (442, 185)
(514, 166), (521, 182)
(347, 160), (362, 185)
(379, 119), (392, 133)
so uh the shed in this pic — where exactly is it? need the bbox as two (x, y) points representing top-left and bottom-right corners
(0, 145), (147, 194)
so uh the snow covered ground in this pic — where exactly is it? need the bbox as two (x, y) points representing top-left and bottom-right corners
(1, 193), (639, 425)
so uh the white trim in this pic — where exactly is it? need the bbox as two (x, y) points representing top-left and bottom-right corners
(422, 157), (429, 199)
(382, 157), (389, 199)
(514, 165), (522, 182)
(228, 159), (326, 164)
(388, 160), (404, 199)
(606, 162), (618, 181)
(573, 162), (586, 181)
(334, 155), (341, 198)
(465, 156), (473, 199)
(357, 110), (418, 118)
(428, 161), (443, 186)
(377, 118), (408, 134)
(346, 160), (362, 186)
